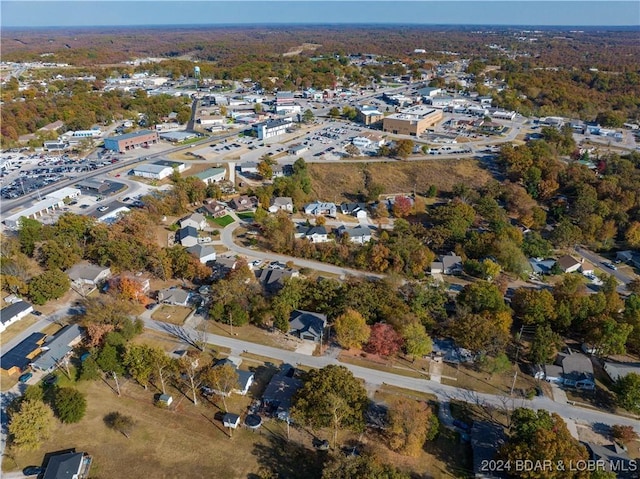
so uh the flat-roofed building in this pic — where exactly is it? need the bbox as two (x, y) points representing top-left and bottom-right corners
(356, 105), (384, 126)
(192, 167), (226, 184)
(382, 105), (443, 136)
(253, 118), (293, 140)
(103, 130), (159, 152)
(3, 188), (81, 230)
(132, 163), (174, 180)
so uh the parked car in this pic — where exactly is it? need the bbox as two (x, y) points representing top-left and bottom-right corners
(19, 372), (33, 383)
(603, 262), (617, 270)
(97, 205), (109, 212)
(43, 374), (59, 386)
(32, 310), (42, 316)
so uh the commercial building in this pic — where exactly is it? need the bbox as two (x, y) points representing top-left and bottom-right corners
(131, 163), (174, 180)
(103, 130), (159, 153)
(192, 167), (226, 184)
(3, 187), (81, 230)
(159, 131), (198, 142)
(382, 105), (443, 136)
(253, 118), (293, 140)
(356, 105), (384, 126)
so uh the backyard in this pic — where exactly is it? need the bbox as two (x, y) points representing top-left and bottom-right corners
(211, 215), (235, 227)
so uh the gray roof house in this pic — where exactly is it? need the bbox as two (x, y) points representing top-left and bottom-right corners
(268, 197), (294, 213)
(230, 195), (256, 211)
(42, 451), (92, 479)
(179, 212), (208, 230)
(262, 369), (303, 421)
(211, 359), (255, 396)
(431, 253), (463, 275)
(603, 361), (640, 382)
(0, 301), (34, 333)
(157, 288), (190, 307)
(31, 324), (83, 372)
(67, 263), (111, 287)
(529, 258), (557, 275)
(584, 442), (636, 479)
(295, 225), (329, 243)
(304, 202), (337, 217)
(340, 202), (368, 219)
(336, 225), (372, 244)
(289, 310), (327, 342)
(255, 268), (299, 294)
(538, 351), (595, 390)
(186, 244), (216, 264)
(177, 226), (199, 247)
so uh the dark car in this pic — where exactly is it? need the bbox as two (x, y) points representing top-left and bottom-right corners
(32, 310), (43, 316)
(43, 374), (59, 386)
(146, 302), (157, 310)
(23, 466), (43, 476)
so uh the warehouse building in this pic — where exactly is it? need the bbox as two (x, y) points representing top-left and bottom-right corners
(103, 130), (159, 153)
(3, 187), (81, 230)
(382, 105), (443, 136)
(131, 163), (174, 180)
(191, 167), (226, 184)
(253, 118), (293, 140)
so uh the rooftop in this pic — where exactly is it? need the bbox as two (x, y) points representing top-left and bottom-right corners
(105, 129), (156, 141)
(32, 325), (83, 371)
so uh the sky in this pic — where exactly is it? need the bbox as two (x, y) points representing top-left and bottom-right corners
(1, 1), (639, 28)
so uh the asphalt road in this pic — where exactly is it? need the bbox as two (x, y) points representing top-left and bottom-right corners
(143, 317), (640, 434)
(574, 246), (636, 286)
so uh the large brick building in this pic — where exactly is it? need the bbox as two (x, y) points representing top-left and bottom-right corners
(103, 130), (159, 153)
(382, 105), (443, 136)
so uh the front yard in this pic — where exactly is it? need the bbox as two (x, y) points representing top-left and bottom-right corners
(151, 305), (193, 326)
(211, 215), (235, 227)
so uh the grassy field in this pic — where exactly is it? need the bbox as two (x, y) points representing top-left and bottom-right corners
(0, 314), (43, 347)
(307, 158), (492, 203)
(211, 215), (235, 227)
(204, 321), (297, 351)
(151, 305), (193, 326)
(236, 211), (255, 220)
(338, 352), (429, 380)
(441, 363), (539, 397)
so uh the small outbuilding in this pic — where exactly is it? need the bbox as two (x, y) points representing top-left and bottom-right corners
(158, 394), (174, 407)
(223, 413), (241, 429)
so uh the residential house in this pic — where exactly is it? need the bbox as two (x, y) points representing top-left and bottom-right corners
(529, 258), (556, 275)
(255, 268), (299, 294)
(157, 288), (190, 307)
(213, 256), (238, 279)
(262, 368), (302, 421)
(268, 197), (294, 213)
(239, 161), (259, 174)
(603, 361), (640, 382)
(230, 195), (256, 212)
(177, 226), (199, 247)
(42, 451), (92, 479)
(199, 200), (227, 218)
(67, 263), (112, 291)
(616, 250), (640, 268)
(430, 253), (463, 275)
(538, 351), (595, 390)
(186, 244), (217, 264)
(179, 213), (207, 231)
(304, 201), (337, 217)
(210, 359), (255, 396)
(336, 225), (373, 244)
(340, 202), (368, 219)
(471, 422), (505, 478)
(0, 332), (45, 375)
(31, 325), (83, 373)
(0, 301), (34, 333)
(289, 310), (327, 342)
(295, 225), (329, 243)
(271, 164), (286, 178)
(557, 255), (582, 273)
(584, 443), (636, 479)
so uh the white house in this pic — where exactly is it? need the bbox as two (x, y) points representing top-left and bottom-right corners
(0, 301), (34, 333)
(186, 244), (217, 264)
(157, 288), (190, 307)
(431, 253), (463, 275)
(177, 226), (199, 247)
(337, 225), (372, 244)
(179, 213), (208, 231)
(557, 255), (582, 273)
(340, 202), (368, 219)
(268, 197), (294, 213)
(67, 263), (112, 289)
(352, 137), (372, 149)
(304, 202), (337, 217)
(295, 225), (330, 243)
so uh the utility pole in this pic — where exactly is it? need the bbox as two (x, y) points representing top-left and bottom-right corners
(510, 370), (518, 397)
(112, 371), (121, 396)
(228, 311), (233, 336)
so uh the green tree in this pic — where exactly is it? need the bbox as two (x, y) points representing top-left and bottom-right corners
(387, 397), (438, 456)
(522, 232), (553, 258)
(17, 217), (43, 256)
(96, 343), (125, 375)
(302, 109), (314, 123)
(124, 344), (155, 389)
(613, 373), (640, 414)
(529, 324), (563, 365)
(28, 268), (71, 305)
(401, 322), (432, 358)
(586, 317), (633, 357)
(8, 399), (54, 450)
(53, 387), (87, 424)
(334, 309), (371, 350)
(511, 288), (557, 325)
(104, 411), (135, 439)
(78, 356), (100, 381)
(329, 107), (341, 118)
(292, 365), (368, 449)
(321, 454), (410, 479)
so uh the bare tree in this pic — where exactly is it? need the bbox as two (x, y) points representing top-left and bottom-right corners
(179, 350), (203, 405)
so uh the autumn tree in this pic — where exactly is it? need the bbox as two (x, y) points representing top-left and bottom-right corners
(203, 362), (240, 411)
(111, 276), (151, 306)
(124, 344), (156, 389)
(393, 139), (414, 159)
(392, 196), (412, 218)
(292, 365), (368, 449)
(529, 324), (563, 365)
(499, 408), (589, 479)
(611, 425), (638, 445)
(365, 323), (403, 357)
(511, 288), (557, 325)
(8, 399), (54, 450)
(53, 387), (87, 424)
(321, 453), (410, 479)
(387, 397), (438, 456)
(334, 309), (371, 350)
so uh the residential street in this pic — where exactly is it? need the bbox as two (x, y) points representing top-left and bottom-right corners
(142, 317), (640, 434)
(574, 245), (636, 286)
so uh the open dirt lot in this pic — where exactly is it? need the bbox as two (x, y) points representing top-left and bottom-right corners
(307, 159), (492, 203)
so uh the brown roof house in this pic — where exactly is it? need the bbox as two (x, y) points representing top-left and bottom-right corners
(556, 255), (582, 273)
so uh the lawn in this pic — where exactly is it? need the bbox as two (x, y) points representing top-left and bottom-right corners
(211, 215), (235, 227)
(307, 158), (492, 203)
(338, 352), (428, 380)
(441, 362), (539, 397)
(236, 211), (255, 220)
(204, 321), (296, 351)
(0, 313), (42, 347)
(151, 305), (193, 326)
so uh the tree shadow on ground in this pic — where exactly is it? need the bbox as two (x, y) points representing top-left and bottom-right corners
(251, 433), (325, 479)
